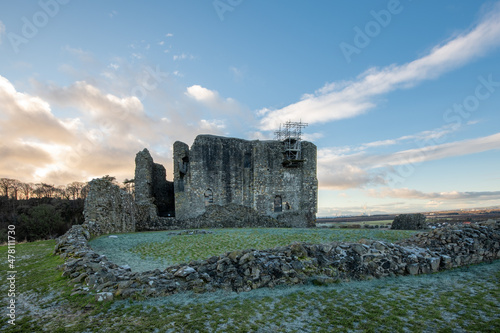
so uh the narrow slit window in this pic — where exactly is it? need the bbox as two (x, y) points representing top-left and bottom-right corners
(274, 195), (282, 212)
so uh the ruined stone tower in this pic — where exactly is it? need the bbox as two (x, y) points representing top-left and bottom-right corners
(134, 149), (175, 226)
(172, 135), (318, 227)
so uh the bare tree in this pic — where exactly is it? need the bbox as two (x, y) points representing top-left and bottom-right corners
(57, 185), (70, 199)
(0, 178), (15, 198)
(41, 183), (56, 198)
(67, 181), (85, 200)
(10, 180), (21, 200)
(20, 182), (33, 200)
(33, 183), (56, 198)
(33, 183), (44, 198)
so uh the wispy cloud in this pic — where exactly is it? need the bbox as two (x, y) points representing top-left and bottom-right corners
(368, 188), (500, 201)
(259, 2), (500, 130)
(63, 45), (96, 64)
(368, 132), (500, 168)
(173, 53), (194, 61)
(230, 66), (246, 82)
(318, 129), (500, 190)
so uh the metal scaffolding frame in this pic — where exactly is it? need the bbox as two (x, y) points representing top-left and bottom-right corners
(274, 120), (308, 167)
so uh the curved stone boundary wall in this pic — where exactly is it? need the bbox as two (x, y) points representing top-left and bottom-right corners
(54, 222), (500, 301)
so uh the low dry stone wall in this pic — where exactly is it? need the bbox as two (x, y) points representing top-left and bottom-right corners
(54, 222), (500, 301)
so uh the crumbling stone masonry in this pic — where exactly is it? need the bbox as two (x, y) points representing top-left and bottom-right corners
(134, 149), (175, 231)
(83, 178), (137, 236)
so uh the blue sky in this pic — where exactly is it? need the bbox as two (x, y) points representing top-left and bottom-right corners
(1, 0), (499, 216)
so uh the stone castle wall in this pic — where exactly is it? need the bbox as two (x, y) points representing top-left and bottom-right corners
(173, 135), (317, 227)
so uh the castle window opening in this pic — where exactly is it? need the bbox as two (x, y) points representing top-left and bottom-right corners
(204, 189), (214, 205)
(274, 195), (282, 212)
(179, 156), (189, 176)
(178, 156), (189, 192)
(244, 152), (251, 168)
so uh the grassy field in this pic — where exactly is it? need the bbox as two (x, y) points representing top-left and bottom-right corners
(90, 228), (418, 271)
(1, 230), (499, 332)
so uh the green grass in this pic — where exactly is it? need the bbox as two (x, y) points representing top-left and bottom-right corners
(125, 228), (417, 265)
(0, 240), (97, 332)
(2, 230), (499, 332)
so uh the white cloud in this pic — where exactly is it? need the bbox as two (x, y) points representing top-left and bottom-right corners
(0, 75), (75, 144)
(185, 84), (257, 135)
(302, 132), (324, 141)
(186, 85), (218, 102)
(260, 2), (500, 130)
(199, 119), (226, 133)
(185, 84), (240, 113)
(166, 33), (174, 38)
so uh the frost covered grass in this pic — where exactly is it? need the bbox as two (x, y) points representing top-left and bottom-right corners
(2, 238), (499, 332)
(90, 228), (418, 271)
(317, 219), (394, 227)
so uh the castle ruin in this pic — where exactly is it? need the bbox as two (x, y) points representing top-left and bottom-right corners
(135, 121), (318, 229)
(84, 123), (318, 234)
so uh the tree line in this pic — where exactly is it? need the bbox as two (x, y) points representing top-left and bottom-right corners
(0, 177), (137, 244)
(0, 178), (92, 244)
(0, 178), (90, 201)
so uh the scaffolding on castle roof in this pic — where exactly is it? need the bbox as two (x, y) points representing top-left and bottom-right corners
(274, 121), (308, 167)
